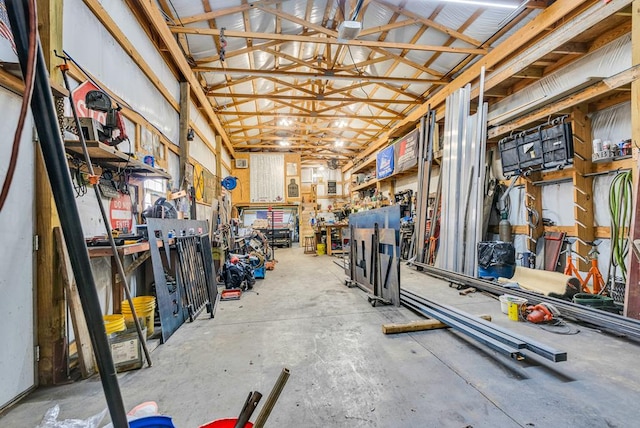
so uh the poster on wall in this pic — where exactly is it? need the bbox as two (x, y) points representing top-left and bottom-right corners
(328, 180), (337, 194)
(393, 129), (419, 173)
(250, 154), (285, 202)
(287, 177), (300, 198)
(376, 146), (395, 179)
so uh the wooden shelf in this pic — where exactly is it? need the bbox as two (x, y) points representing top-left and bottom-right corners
(351, 178), (379, 192)
(351, 156), (376, 175)
(351, 165), (419, 193)
(64, 140), (171, 179)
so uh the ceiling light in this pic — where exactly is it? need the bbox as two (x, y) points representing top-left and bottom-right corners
(335, 140), (344, 148)
(279, 140), (290, 147)
(337, 21), (362, 41)
(279, 118), (292, 127)
(442, 0), (519, 8)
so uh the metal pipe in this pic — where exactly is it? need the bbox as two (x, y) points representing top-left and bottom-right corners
(401, 289), (567, 362)
(413, 113), (428, 263)
(411, 261), (640, 341)
(58, 61), (152, 368)
(5, 2), (128, 426)
(234, 391), (262, 428)
(253, 368), (291, 428)
(474, 67), (487, 271)
(350, 0), (365, 21)
(401, 295), (524, 360)
(401, 290), (527, 349)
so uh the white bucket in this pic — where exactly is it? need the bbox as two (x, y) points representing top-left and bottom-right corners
(499, 295), (513, 314)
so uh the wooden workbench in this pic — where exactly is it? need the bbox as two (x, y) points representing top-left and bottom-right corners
(87, 240), (165, 312)
(314, 224), (349, 256)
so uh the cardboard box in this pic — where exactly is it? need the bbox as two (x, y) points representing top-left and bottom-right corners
(109, 327), (146, 372)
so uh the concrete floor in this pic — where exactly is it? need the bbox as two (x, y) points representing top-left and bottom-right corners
(2, 247), (640, 427)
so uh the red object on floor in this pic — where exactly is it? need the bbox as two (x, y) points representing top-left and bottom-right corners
(200, 418), (253, 428)
(221, 289), (242, 300)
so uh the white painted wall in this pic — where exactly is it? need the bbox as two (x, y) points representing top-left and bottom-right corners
(0, 87), (35, 408)
(64, 0), (179, 142)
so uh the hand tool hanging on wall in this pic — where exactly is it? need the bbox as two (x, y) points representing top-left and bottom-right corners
(56, 52), (152, 367)
(5, 2), (128, 426)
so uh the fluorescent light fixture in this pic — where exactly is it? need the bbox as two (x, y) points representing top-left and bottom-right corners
(337, 20), (362, 41)
(279, 140), (290, 147)
(442, 0), (519, 8)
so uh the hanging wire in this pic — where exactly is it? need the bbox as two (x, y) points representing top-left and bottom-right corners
(608, 170), (633, 284)
(0, 0), (37, 212)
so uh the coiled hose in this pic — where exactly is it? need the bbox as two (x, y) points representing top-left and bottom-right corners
(608, 170), (632, 283)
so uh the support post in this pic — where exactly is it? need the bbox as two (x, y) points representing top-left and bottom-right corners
(571, 106), (595, 271)
(35, 0), (66, 386)
(179, 81), (190, 191)
(624, 0), (640, 318)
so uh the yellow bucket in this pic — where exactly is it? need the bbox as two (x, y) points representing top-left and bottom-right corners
(103, 314), (126, 335)
(316, 243), (326, 255)
(122, 296), (155, 337)
(507, 297), (527, 321)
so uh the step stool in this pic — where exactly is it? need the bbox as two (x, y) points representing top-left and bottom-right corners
(304, 235), (316, 254)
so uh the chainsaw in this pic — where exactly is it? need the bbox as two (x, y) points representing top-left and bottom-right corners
(525, 302), (561, 324)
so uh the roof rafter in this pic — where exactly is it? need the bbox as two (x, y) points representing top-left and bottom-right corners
(207, 92), (420, 104)
(193, 66), (447, 85)
(178, 0), (289, 25)
(168, 26), (489, 54)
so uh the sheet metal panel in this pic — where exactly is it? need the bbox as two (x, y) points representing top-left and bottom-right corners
(352, 228), (376, 294)
(146, 219), (213, 342)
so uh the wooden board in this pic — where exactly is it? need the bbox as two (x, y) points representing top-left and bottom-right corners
(54, 227), (96, 378)
(382, 315), (491, 334)
(64, 140), (170, 179)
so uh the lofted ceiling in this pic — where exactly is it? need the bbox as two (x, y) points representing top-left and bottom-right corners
(149, 0), (549, 165)
(146, 0), (546, 164)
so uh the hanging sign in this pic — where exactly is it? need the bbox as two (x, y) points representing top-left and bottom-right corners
(109, 193), (133, 233)
(71, 80), (107, 123)
(393, 129), (419, 173)
(376, 146), (395, 179)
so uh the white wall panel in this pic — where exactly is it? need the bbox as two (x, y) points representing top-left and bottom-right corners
(98, 0), (180, 101)
(190, 102), (217, 148)
(0, 88), (35, 408)
(590, 101), (632, 146)
(168, 150), (181, 191)
(394, 174), (418, 193)
(541, 181), (575, 226)
(489, 34), (631, 123)
(222, 146), (232, 168)
(191, 136), (217, 175)
(63, 0), (179, 142)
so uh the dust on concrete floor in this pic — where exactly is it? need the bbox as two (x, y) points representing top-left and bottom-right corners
(2, 247), (640, 427)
